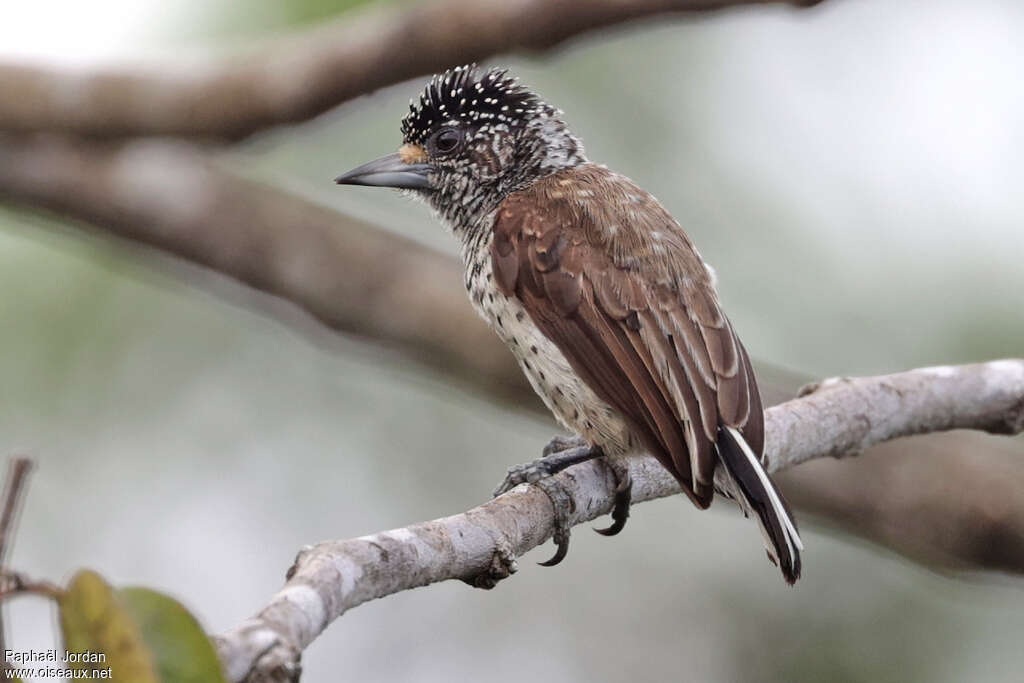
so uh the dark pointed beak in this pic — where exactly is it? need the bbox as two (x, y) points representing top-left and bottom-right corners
(334, 153), (433, 190)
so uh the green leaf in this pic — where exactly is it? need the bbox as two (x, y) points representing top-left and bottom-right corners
(59, 570), (160, 683)
(116, 587), (228, 683)
(58, 570), (227, 683)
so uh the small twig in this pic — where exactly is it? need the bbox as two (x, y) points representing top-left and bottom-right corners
(0, 569), (61, 602)
(0, 458), (33, 568)
(0, 457), (34, 656)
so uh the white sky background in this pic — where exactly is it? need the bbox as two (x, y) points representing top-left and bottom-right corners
(0, 0), (173, 63)
(716, 2), (1024, 249)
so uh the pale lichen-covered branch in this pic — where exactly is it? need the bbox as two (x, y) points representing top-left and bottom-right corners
(215, 360), (1024, 682)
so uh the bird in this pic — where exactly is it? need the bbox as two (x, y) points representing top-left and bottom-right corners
(335, 65), (803, 583)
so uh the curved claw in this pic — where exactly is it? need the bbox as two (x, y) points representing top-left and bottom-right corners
(538, 532), (570, 567)
(593, 516), (628, 537)
(594, 465), (632, 537)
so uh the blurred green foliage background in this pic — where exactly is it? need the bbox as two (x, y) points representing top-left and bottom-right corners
(1, 0), (1022, 681)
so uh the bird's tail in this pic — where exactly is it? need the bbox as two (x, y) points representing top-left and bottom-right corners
(716, 426), (803, 584)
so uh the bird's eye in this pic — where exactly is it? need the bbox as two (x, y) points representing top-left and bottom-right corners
(432, 128), (462, 154)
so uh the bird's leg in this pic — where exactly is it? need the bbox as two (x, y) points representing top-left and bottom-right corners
(594, 459), (632, 537)
(492, 438), (604, 567)
(541, 433), (588, 458)
(492, 443), (603, 497)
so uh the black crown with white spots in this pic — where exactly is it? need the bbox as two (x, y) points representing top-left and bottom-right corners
(401, 65), (549, 145)
(399, 65), (585, 234)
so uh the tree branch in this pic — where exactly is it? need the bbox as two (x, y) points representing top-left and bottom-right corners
(214, 360), (1024, 682)
(0, 457), (34, 660)
(0, 0), (822, 140)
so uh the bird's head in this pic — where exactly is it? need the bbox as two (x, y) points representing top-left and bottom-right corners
(336, 65), (586, 228)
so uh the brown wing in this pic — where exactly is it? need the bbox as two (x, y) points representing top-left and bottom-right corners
(492, 164), (763, 508)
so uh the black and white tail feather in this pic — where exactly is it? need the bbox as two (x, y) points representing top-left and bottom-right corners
(715, 427), (803, 584)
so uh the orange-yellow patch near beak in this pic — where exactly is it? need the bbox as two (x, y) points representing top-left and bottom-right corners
(398, 144), (428, 164)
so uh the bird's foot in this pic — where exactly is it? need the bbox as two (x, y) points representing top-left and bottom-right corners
(492, 440), (604, 567)
(492, 443), (602, 497)
(594, 459), (632, 537)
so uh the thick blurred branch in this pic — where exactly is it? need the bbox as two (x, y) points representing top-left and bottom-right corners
(0, 0), (821, 140)
(215, 361), (1024, 683)
(0, 134), (527, 404)
(782, 433), (1024, 573)
(1, 134), (1022, 580)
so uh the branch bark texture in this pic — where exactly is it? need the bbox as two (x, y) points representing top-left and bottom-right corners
(0, 0), (821, 140)
(215, 360), (1024, 682)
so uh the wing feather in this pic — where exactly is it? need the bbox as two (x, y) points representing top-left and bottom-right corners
(492, 165), (761, 508)
(641, 310), (716, 500)
(736, 335), (765, 456)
